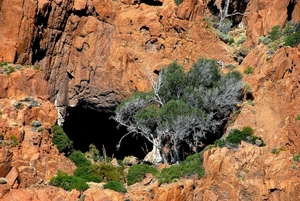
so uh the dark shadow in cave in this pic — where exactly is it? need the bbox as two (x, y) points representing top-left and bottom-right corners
(63, 104), (152, 160)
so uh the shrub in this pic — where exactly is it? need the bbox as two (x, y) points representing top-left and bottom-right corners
(68, 150), (91, 168)
(127, 164), (159, 185)
(295, 116), (300, 120)
(244, 66), (254, 75)
(103, 181), (127, 193)
(74, 166), (102, 183)
(236, 34), (246, 45)
(89, 163), (125, 183)
(216, 126), (264, 148)
(215, 29), (234, 44)
(268, 25), (281, 41)
(37, 126), (44, 132)
(52, 125), (73, 155)
(293, 154), (300, 162)
(49, 170), (88, 191)
(85, 144), (100, 162)
(10, 135), (19, 147)
(284, 32), (300, 47)
(158, 165), (181, 185)
(158, 152), (204, 185)
(174, 0), (183, 6)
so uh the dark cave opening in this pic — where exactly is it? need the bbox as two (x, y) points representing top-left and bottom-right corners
(287, 0), (296, 21)
(63, 104), (152, 160)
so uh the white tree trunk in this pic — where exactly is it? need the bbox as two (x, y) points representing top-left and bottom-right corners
(143, 138), (164, 164)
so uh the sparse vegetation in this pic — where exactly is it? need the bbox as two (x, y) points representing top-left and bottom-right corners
(295, 116), (300, 121)
(0, 133), (4, 140)
(127, 164), (159, 185)
(244, 66), (254, 75)
(103, 181), (127, 193)
(293, 154), (300, 162)
(158, 151), (204, 185)
(258, 20), (300, 54)
(215, 126), (264, 148)
(10, 135), (19, 147)
(271, 147), (285, 155)
(174, 0), (183, 6)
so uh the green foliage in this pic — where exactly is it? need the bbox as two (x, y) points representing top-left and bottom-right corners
(158, 165), (181, 185)
(114, 58), (243, 164)
(244, 66), (254, 75)
(187, 58), (220, 89)
(215, 29), (234, 44)
(236, 34), (246, 45)
(271, 147), (285, 154)
(103, 181), (127, 193)
(127, 164), (159, 185)
(295, 116), (300, 120)
(284, 32), (300, 47)
(158, 62), (186, 103)
(228, 37), (235, 45)
(52, 125), (73, 155)
(158, 152), (204, 185)
(68, 150), (91, 168)
(268, 25), (281, 41)
(174, 0), (183, 6)
(293, 154), (300, 162)
(73, 166), (102, 183)
(85, 144), (100, 161)
(49, 170), (89, 191)
(89, 163), (125, 183)
(215, 126), (264, 148)
(37, 126), (44, 132)
(10, 135), (19, 147)
(0, 133), (4, 140)
(259, 21), (300, 50)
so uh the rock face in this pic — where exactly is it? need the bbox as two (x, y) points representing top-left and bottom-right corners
(0, 68), (76, 197)
(0, 0), (233, 124)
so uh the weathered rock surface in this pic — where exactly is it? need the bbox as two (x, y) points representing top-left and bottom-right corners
(0, 0), (234, 124)
(0, 68), (76, 197)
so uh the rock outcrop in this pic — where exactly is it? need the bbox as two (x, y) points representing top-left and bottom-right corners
(0, 0), (233, 124)
(0, 68), (76, 197)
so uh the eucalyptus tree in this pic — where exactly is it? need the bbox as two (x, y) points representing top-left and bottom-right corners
(112, 59), (243, 164)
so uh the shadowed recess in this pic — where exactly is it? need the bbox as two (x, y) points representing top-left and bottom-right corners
(63, 104), (151, 160)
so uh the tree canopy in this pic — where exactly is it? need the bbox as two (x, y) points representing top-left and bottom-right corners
(113, 58), (243, 164)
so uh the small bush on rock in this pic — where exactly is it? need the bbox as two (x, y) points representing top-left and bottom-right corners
(215, 126), (264, 148)
(49, 170), (89, 191)
(127, 164), (159, 185)
(52, 125), (73, 155)
(68, 150), (91, 167)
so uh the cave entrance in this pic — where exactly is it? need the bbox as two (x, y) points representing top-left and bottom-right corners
(63, 104), (151, 160)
